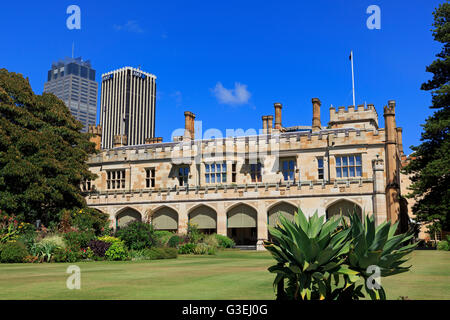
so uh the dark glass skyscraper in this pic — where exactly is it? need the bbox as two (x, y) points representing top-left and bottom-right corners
(44, 57), (98, 132)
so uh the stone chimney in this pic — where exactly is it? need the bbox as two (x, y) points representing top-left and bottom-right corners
(113, 134), (127, 148)
(312, 98), (321, 131)
(145, 137), (163, 144)
(88, 125), (102, 151)
(274, 103), (282, 130)
(267, 115), (273, 134)
(184, 111), (195, 140)
(262, 116), (268, 134)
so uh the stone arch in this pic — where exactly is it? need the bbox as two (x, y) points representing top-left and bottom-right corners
(226, 201), (258, 213)
(150, 206), (179, 232)
(326, 199), (362, 220)
(268, 201), (298, 227)
(226, 203), (258, 245)
(188, 204), (217, 234)
(115, 207), (142, 229)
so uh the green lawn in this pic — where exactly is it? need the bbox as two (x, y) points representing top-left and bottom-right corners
(0, 250), (448, 300)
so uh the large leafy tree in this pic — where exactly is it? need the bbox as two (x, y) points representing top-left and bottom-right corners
(403, 3), (450, 233)
(0, 69), (97, 225)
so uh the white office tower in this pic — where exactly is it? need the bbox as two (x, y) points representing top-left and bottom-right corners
(100, 67), (157, 149)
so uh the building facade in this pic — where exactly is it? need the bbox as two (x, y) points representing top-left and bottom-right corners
(44, 57), (97, 132)
(85, 98), (409, 249)
(100, 67), (156, 149)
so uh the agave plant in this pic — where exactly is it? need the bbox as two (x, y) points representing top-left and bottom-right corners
(264, 208), (417, 300)
(344, 213), (417, 299)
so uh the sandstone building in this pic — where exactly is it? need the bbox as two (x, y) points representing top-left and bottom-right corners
(84, 98), (408, 249)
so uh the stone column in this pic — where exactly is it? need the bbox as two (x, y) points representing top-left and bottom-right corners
(396, 127), (404, 156)
(216, 202), (227, 236)
(178, 203), (189, 234)
(256, 202), (268, 251)
(372, 158), (387, 226)
(384, 100), (400, 223)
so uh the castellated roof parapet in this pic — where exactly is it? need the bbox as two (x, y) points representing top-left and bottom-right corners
(384, 100), (396, 115)
(88, 125), (102, 135)
(329, 103), (379, 130)
(88, 127), (385, 165)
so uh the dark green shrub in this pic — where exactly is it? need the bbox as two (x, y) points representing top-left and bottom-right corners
(168, 235), (181, 248)
(68, 208), (110, 235)
(88, 240), (111, 257)
(187, 223), (202, 244)
(146, 247), (178, 259)
(63, 231), (95, 249)
(178, 243), (196, 254)
(154, 231), (174, 246)
(437, 240), (449, 251)
(17, 227), (37, 253)
(115, 221), (156, 250)
(215, 234), (235, 248)
(0, 241), (28, 263)
(53, 247), (82, 263)
(105, 241), (129, 261)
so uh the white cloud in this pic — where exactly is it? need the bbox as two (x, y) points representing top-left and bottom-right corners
(212, 82), (251, 106)
(113, 20), (144, 33)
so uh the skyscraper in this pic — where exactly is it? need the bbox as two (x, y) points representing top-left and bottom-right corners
(44, 57), (98, 132)
(100, 67), (156, 149)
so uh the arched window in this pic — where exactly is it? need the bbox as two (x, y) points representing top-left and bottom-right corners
(116, 207), (142, 229)
(188, 205), (217, 234)
(151, 207), (178, 232)
(326, 200), (362, 221)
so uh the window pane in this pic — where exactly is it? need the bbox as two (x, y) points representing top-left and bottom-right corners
(211, 165), (215, 173)
(222, 163), (226, 172)
(289, 171), (294, 180)
(205, 164), (210, 173)
(343, 157), (348, 166)
(289, 160), (295, 170)
(318, 158), (323, 168)
(211, 174), (215, 183)
(349, 156), (354, 166)
(336, 168), (341, 178)
(283, 161), (288, 170)
(349, 167), (355, 177)
(356, 166), (362, 176)
(216, 164), (221, 172)
(336, 157), (341, 166)
(222, 173), (226, 182)
(217, 174), (221, 183)
(356, 155), (362, 165)
(206, 175), (210, 183)
(283, 172), (288, 181)
(184, 167), (189, 175)
(343, 167), (348, 177)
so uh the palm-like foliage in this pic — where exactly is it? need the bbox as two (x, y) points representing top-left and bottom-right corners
(264, 208), (417, 300)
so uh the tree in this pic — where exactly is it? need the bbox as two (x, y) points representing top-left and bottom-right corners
(403, 3), (450, 234)
(0, 69), (97, 225)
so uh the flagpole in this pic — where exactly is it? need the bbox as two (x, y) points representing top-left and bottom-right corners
(350, 50), (356, 107)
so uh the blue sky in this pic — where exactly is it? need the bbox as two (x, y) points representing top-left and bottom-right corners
(0, 0), (444, 153)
